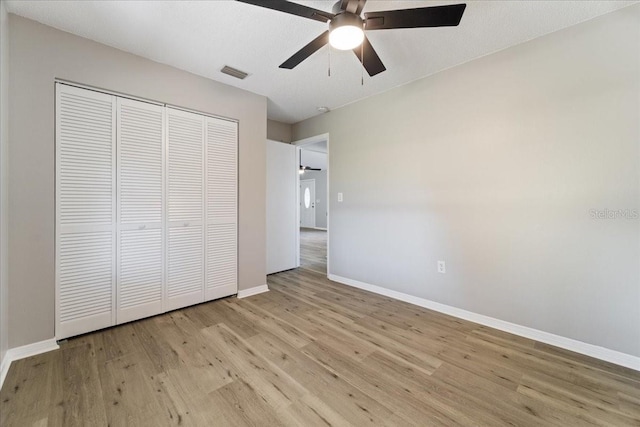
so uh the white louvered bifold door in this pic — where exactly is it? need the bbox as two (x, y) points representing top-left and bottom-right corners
(116, 98), (165, 324)
(56, 84), (116, 339)
(166, 108), (205, 311)
(205, 117), (238, 301)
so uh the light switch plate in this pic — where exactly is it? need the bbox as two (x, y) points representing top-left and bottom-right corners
(337, 192), (343, 202)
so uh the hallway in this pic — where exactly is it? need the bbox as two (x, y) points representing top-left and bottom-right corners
(299, 228), (327, 275)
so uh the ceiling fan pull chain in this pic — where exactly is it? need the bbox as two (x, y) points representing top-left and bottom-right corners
(328, 47), (331, 77)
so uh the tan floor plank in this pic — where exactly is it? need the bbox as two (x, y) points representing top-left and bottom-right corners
(301, 340), (458, 426)
(205, 378), (284, 426)
(268, 286), (366, 322)
(223, 298), (315, 349)
(201, 323), (307, 411)
(0, 351), (58, 426)
(274, 393), (354, 427)
(363, 350), (542, 427)
(61, 341), (109, 426)
(97, 351), (167, 426)
(518, 373), (640, 426)
(247, 331), (396, 426)
(1, 229), (638, 426)
(619, 393), (640, 419)
(93, 321), (142, 362)
(466, 332), (640, 400)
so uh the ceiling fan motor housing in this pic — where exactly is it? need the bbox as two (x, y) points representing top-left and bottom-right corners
(329, 12), (364, 33)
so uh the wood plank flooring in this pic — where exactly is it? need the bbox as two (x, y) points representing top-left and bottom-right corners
(1, 230), (639, 426)
(300, 228), (327, 275)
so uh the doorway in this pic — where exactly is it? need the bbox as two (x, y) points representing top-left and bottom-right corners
(295, 134), (329, 276)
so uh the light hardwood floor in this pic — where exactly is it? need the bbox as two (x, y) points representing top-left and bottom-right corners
(300, 228), (327, 275)
(1, 230), (639, 426)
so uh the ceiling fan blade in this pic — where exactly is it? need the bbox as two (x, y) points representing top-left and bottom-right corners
(353, 36), (386, 77)
(364, 3), (466, 30)
(280, 31), (330, 70)
(236, 0), (334, 23)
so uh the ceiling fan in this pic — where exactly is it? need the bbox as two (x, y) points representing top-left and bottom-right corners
(299, 165), (321, 174)
(299, 149), (322, 174)
(236, 0), (467, 76)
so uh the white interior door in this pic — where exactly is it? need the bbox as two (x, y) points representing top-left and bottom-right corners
(205, 117), (238, 300)
(56, 84), (116, 339)
(116, 98), (165, 323)
(300, 179), (316, 228)
(166, 108), (204, 311)
(266, 140), (298, 274)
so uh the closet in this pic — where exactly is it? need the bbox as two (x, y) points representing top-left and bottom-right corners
(55, 83), (238, 339)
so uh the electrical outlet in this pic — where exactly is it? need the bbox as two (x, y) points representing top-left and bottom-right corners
(437, 260), (446, 274)
(337, 192), (343, 202)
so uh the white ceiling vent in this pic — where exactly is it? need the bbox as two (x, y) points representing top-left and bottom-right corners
(221, 65), (249, 80)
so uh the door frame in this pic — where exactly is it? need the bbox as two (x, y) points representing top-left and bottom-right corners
(292, 133), (330, 275)
(299, 179), (316, 228)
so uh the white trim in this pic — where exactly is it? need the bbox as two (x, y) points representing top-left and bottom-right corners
(295, 147), (301, 268)
(0, 354), (8, 391)
(237, 284), (269, 299)
(0, 339), (59, 389)
(54, 80), (238, 124)
(55, 79), (164, 106)
(328, 274), (640, 372)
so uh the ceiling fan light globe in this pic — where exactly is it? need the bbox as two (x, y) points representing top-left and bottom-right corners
(329, 25), (364, 50)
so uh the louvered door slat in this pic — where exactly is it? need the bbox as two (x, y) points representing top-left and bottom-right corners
(168, 111), (203, 223)
(118, 228), (163, 322)
(205, 117), (238, 301)
(166, 108), (204, 310)
(56, 84), (116, 339)
(116, 98), (165, 323)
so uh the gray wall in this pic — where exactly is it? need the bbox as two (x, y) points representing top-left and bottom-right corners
(301, 170), (327, 229)
(0, 1), (9, 366)
(267, 119), (292, 143)
(8, 15), (267, 349)
(293, 5), (640, 357)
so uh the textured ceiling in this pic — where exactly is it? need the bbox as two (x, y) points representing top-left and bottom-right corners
(6, 1), (636, 123)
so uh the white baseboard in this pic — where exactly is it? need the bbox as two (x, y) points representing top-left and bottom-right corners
(328, 274), (640, 372)
(237, 284), (269, 299)
(0, 338), (59, 390)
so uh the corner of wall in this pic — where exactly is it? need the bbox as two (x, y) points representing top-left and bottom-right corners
(0, 0), (11, 374)
(267, 119), (293, 144)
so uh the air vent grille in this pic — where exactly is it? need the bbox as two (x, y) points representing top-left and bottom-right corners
(221, 66), (249, 80)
